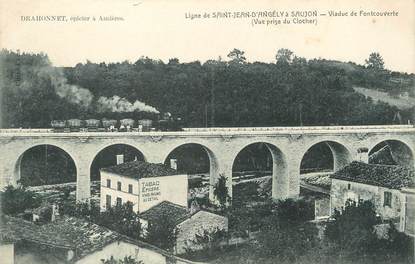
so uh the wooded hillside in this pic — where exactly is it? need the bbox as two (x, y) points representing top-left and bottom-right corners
(1, 49), (413, 128)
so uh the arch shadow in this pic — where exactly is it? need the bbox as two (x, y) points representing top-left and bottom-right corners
(14, 144), (78, 186)
(89, 143), (146, 183)
(369, 139), (414, 168)
(300, 141), (352, 174)
(231, 142), (288, 200)
(162, 143), (218, 178)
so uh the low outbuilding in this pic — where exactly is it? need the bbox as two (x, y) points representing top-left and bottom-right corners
(0, 215), (199, 264)
(330, 161), (414, 235)
(139, 201), (228, 254)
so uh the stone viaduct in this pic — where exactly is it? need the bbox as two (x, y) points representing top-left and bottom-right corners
(0, 125), (414, 203)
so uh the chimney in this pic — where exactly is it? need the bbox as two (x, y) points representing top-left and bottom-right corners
(170, 159), (178, 170)
(51, 204), (60, 222)
(116, 154), (124, 165)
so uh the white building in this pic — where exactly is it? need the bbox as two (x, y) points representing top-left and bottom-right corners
(100, 161), (188, 213)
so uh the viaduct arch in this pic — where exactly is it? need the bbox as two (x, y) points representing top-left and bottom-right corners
(231, 141), (289, 199)
(300, 140), (352, 174)
(14, 144), (78, 186)
(0, 125), (414, 203)
(89, 143), (146, 181)
(368, 139), (414, 168)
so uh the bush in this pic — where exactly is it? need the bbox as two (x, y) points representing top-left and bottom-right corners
(371, 222), (415, 263)
(145, 213), (178, 251)
(213, 174), (230, 208)
(323, 200), (414, 263)
(273, 198), (315, 224)
(98, 202), (141, 240)
(256, 222), (319, 262)
(0, 185), (42, 215)
(184, 228), (228, 259)
(101, 256), (143, 264)
(60, 200), (141, 240)
(232, 181), (261, 206)
(324, 200), (379, 258)
(253, 198), (320, 262)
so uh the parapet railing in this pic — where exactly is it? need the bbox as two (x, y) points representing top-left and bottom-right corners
(0, 125), (413, 134)
(182, 125), (414, 132)
(0, 128), (53, 133)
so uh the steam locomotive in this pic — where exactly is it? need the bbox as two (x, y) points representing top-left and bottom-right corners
(50, 113), (183, 132)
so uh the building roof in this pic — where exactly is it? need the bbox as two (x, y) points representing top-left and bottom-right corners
(301, 173), (332, 190)
(331, 161), (415, 190)
(0, 215), (120, 259)
(43, 217), (120, 258)
(101, 161), (179, 179)
(139, 201), (191, 225)
(0, 215), (203, 264)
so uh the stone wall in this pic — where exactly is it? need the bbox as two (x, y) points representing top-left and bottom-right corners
(175, 211), (228, 254)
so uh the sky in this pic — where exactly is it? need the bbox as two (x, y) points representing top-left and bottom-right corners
(0, 0), (414, 73)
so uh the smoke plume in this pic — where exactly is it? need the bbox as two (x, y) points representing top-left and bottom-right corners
(97, 95), (160, 114)
(36, 59), (159, 113)
(37, 66), (94, 108)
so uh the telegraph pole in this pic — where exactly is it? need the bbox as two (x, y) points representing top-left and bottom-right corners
(210, 69), (215, 127)
(299, 103), (303, 126)
(205, 104), (208, 128)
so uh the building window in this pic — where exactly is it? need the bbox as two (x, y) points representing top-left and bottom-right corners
(384, 191), (392, 207)
(106, 195), (111, 209)
(128, 184), (133, 194)
(106, 179), (111, 188)
(117, 181), (122, 191)
(347, 183), (351, 190)
(116, 197), (122, 207)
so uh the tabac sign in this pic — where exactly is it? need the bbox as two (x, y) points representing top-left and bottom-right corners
(138, 174), (188, 213)
(141, 180), (161, 203)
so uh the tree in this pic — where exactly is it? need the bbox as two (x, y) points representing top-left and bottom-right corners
(275, 48), (294, 65)
(2, 49), (410, 130)
(145, 214), (178, 251)
(365, 52), (385, 70)
(256, 219), (319, 261)
(212, 174), (230, 208)
(168, 58), (179, 65)
(324, 200), (415, 263)
(325, 200), (379, 258)
(227, 48), (246, 64)
(250, 198), (320, 261)
(185, 228), (228, 258)
(0, 185), (42, 215)
(98, 202), (141, 240)
(273, 198), (314, 225)
(60, 201), (141, 240)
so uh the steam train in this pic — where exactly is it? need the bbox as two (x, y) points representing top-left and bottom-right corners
(50, 113), (183, 132)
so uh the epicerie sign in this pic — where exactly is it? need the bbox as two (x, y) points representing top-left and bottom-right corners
(141, 180), (161, 203)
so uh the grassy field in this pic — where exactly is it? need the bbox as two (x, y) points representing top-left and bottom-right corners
(353, 86), (415, 110)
